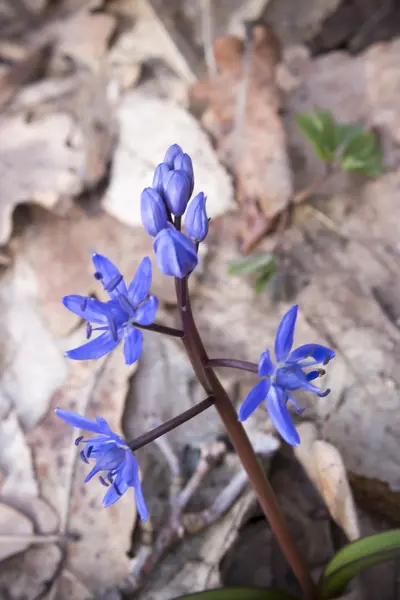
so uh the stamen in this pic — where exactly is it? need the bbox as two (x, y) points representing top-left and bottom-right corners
(108, 317), (118, 341)
(79, 297), (87, 311)
(94, 271), (103, 280)
(114, 482), (122, 496)
(319, 388), (331, 398)
(99, 475), (110, 487)
(87, 445), (94, 458)
(107, 473), (114, 484)
(80, 450), (89, 464)
(316, 368), (326, 376)
(104, 274), (123, 292)
(75, 436), (84, 446)
(86, 322), (93, 339)
(323, 357), (331, 365)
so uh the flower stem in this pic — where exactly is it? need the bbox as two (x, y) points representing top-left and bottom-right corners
(205, 358), (258, 374)
(175, 277), (316, 600)
(135, 322), (184, 338)
(128, 395), (214, 451)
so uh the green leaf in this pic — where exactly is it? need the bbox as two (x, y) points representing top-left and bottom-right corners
(227, 254), (275, 276)
(295, 111), (337, 161)
(318, 530), (400, 599)
(339, 129), (384, 177)
(173, 588), (299, 600)
(254, 257), (277, 293)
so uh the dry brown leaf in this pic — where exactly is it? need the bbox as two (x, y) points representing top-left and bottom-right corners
(294, 423), (360, 541)
(0, 112), (85, 244)
(57, 9), (117, 70)
(0, 503), (33, 561)
(27, 353), (138, 599)
(103, 90), (234, 230)
(190, 25), (293, 249)
(0, 44), (50, 109)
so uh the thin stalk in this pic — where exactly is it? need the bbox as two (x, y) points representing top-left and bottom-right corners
(134, 322), (184, 338)
(205, 358), (258, 374)
(128, 396), (214, 451)
(175, 276), (316, 600)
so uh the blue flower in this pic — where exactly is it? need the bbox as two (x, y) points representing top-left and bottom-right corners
(63, 254), (158, 365)
(184, 192), (208, 242)
(154, 225), (198, 278)
(55, 409), (148, 520)
(238, 305), (335, 446)
(164, 143), (183, 167)
(141, 187), (169, 236)
(163, 169), (191, 216)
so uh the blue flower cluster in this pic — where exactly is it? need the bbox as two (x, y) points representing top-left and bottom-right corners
(238, 305), (335, 446)
(63, 254), (157, 364)
(141, 144), (208, 278)
(56, 409), (148, 520)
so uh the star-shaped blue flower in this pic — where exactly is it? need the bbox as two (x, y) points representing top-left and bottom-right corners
(55, 409), (148, 520)
(238, 305), (335, 446)
(63, 254), (158, 365)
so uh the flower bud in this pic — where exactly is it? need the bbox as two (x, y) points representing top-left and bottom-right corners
(174, 153), (194, 196)
(163, 169), (191, 216)
(164, 143), (183, 168)
(140, 187), (168, 237)
(153, 227), (198, 278)
(152, 162), (171, 196)
(184, 192), (208, 241)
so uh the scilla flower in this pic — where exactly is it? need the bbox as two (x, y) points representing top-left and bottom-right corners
(63, 254), (158, 365)
(238, 305), (335, 446)
(55, 409), (148, 520)
(141, 144), (210, 279)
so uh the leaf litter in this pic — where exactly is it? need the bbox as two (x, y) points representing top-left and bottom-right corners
(0, 1), (400, 598)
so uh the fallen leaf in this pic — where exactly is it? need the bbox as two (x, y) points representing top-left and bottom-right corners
(103, 90), (234, 229)
(0, 544), (62, 599)
(26, 352), (139, 599)
(190, 24), (293, 249)
(265, 0), (341, 44)
(294, 423), (360, 541)
(57, 8), (117, 71)
(0, 111), (85, 244)
(0, 503), (33, 561)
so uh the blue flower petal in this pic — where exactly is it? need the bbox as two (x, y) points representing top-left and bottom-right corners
(153, 228), (198, 278)
(103, 478), (129, 507)
(274, 305), (298, 362)
(258, 349), (275, 377)
(152, 162), (171, 196)
(65, 330), (121, 360)
(134, 295), (158, 326)
(140, 187), (169, 237)
(266, 385), (300, 446)
(122, 450), (148, 520)
(123, 327), (143, 365)
(62, 295), (109, 324)
(127, 257), (152, 307)
(238, 379), (270, 422)
(287, 343), (335, 367)
(92, 253), (128, 298)
(276, 366), (327, 396)
(184, 192), (208, 242)
(164, 143), (183, 168)
(163, 169), (191, 216)
(55, 409), (103, 433)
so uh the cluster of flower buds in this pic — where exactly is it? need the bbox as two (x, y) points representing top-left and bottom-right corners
(141, 144), (209, 278)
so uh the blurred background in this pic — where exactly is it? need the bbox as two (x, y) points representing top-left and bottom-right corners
(0, 1), (399, 599)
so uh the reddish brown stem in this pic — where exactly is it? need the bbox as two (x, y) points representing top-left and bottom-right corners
(175, 276), (316, 600)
